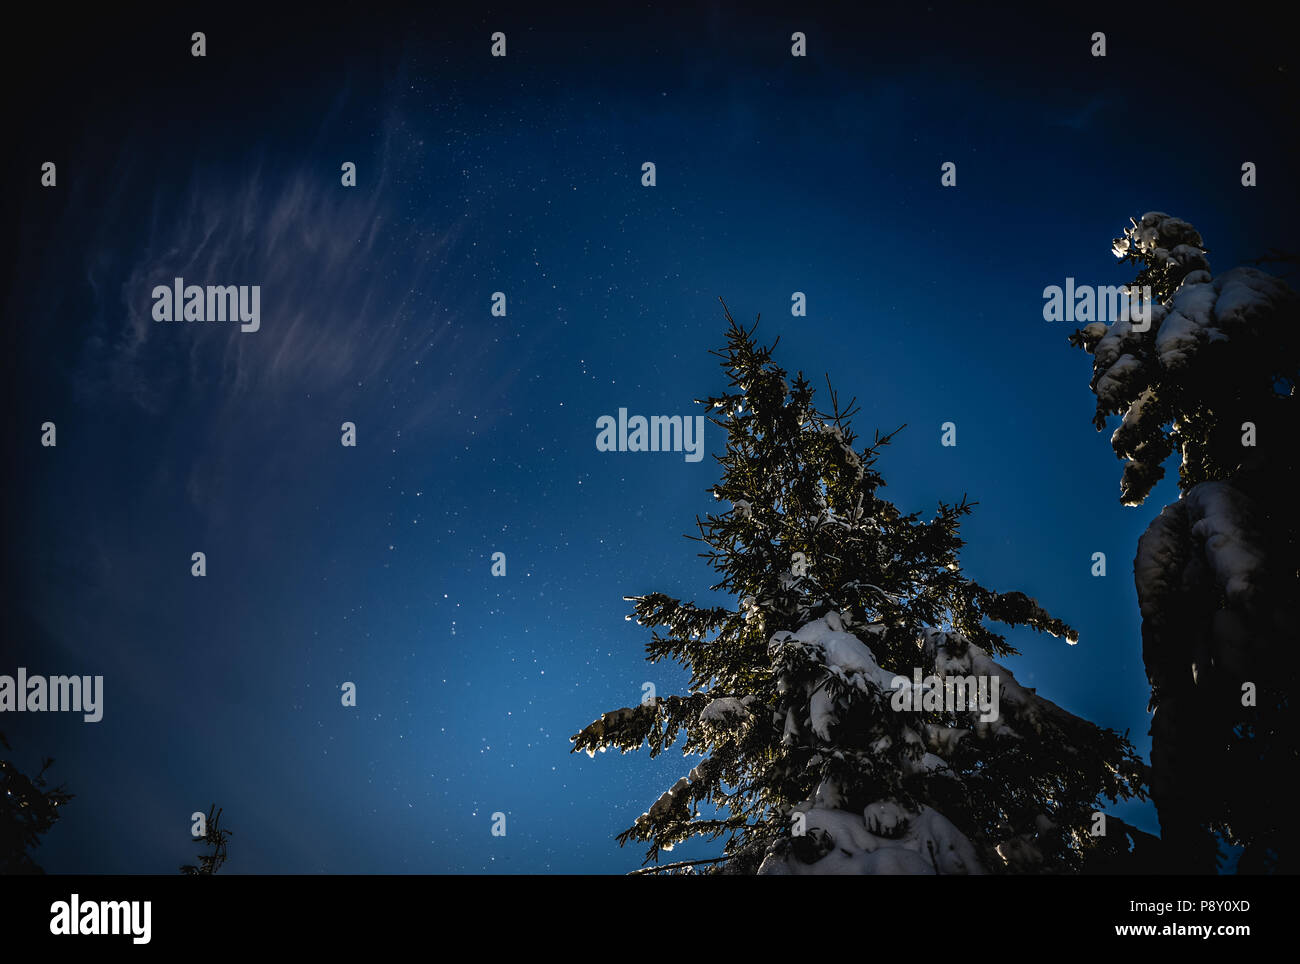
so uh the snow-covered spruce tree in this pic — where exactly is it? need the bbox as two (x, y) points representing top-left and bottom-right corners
(1069, 213), (1300, 873)
(572, 303), (1146, 875)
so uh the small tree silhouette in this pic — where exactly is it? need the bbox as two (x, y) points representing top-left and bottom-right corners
(0, 730), (73, 874)
(181, 804), (232, 875)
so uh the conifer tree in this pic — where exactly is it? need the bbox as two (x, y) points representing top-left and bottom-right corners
(0, 731), (72, 874)
(573, 303), (1146, 874)
(181, 804), (232, 875)
(1070, 213), (1300, 872)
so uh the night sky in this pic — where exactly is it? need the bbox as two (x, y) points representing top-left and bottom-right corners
(3, 3), (1297, 873)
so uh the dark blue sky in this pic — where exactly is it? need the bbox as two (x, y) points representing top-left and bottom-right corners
(3, 3), (1296, 873)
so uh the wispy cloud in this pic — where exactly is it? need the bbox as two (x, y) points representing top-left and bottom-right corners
(90, 131), (469, 413)
(72, 102), (522, 520)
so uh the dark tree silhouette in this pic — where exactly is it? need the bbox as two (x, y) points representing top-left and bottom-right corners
(1070, 212), (1300, 873)
(181, 804), (232, 875)
(0, 730), (72, 874)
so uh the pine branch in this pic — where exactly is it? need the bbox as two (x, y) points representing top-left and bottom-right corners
(628, 856), (732, 875)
